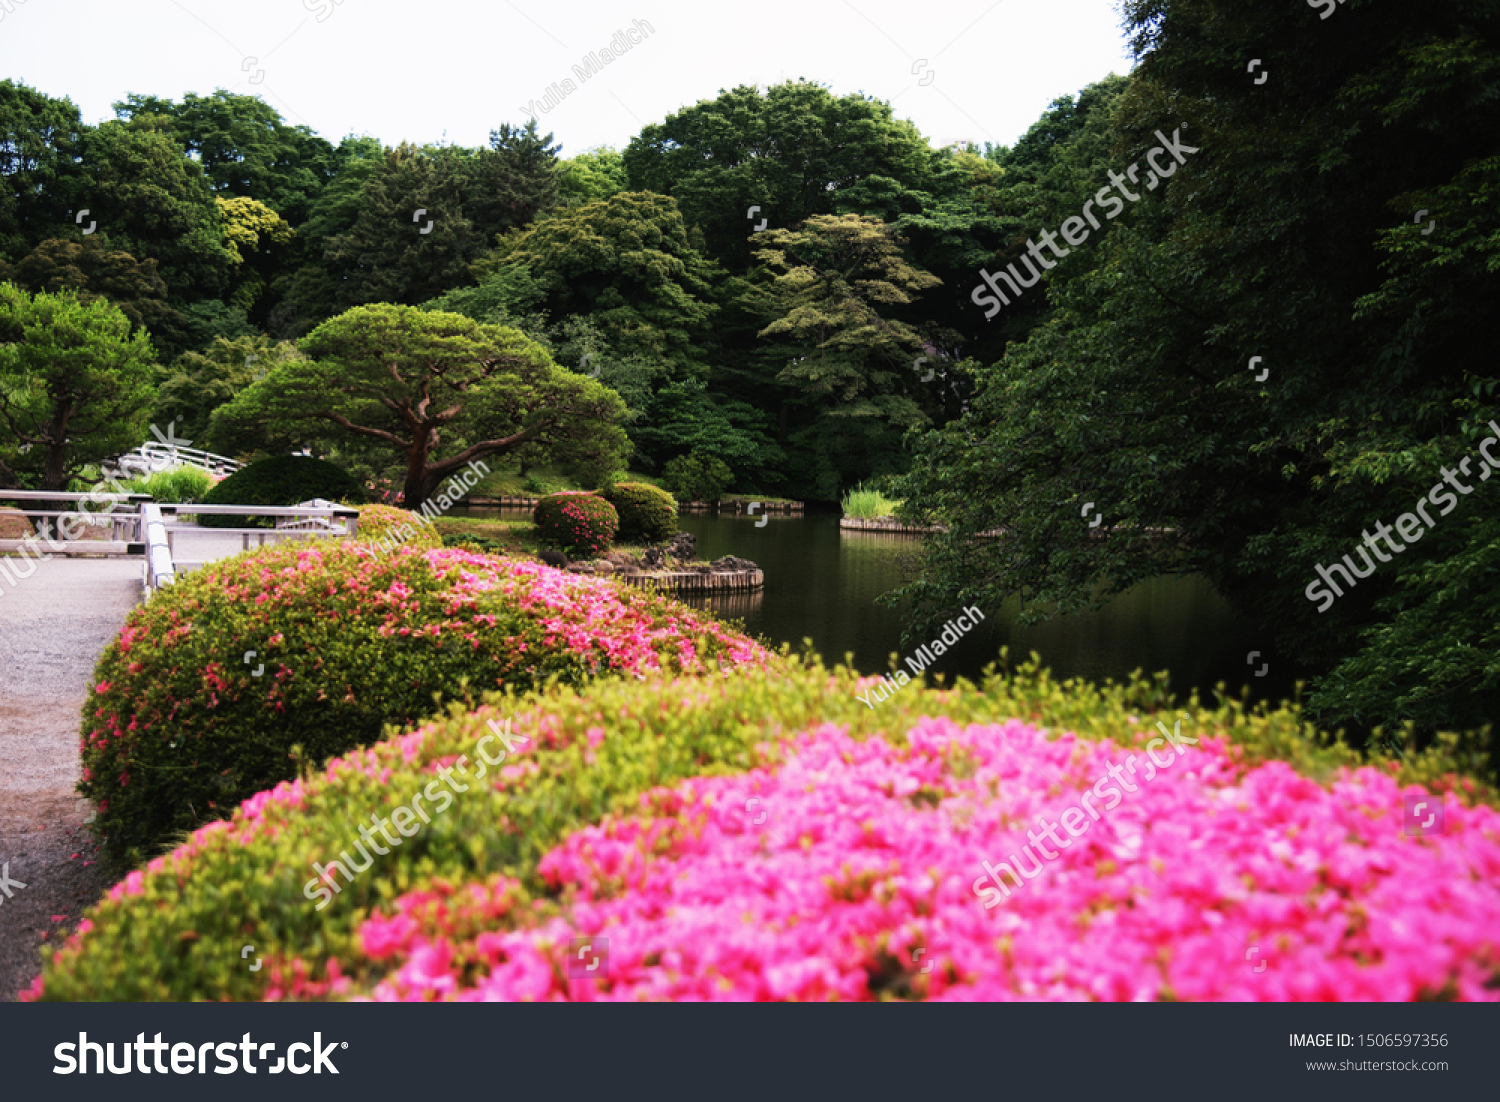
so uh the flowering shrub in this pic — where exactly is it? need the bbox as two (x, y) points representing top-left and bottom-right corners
(78, 541), (767, 863)
(30, 659), (1497, 1002)
(533, 491), (618, 555)
(598, 482), (677, 544)
(363, 474), (403, 506)
(354, 504), (442, 552)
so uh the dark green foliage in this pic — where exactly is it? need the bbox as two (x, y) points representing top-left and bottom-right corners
(600, 481), (677, 543)
(475, 191), (720, 385)
(892, 0), (1500, 748)
(113, 91), (336, 227)
(623, 80), (933, 274)
(0, 284), (157, 490)
(662, 451), (733, 502)
(156, 335), (301, 446)
(0, 236), (182, 354)
(196, 454), (364, 528)
(532, 491), (618, 554)
(465, 120), (561, 246)
(0, 80), (90, 259)
(320, 143), (480, 308)
(78, 121), (238, 303)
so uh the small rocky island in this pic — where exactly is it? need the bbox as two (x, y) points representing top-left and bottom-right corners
(540, 533), (763, 593)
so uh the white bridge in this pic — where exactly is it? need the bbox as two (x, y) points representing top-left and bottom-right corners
(113, 442), (245, 478)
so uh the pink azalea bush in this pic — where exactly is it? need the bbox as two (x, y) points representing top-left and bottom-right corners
(79, 540), (768, 862)
(533, 491), (618, 555)
(29, 660), (1497, 1002)
(352, 717), (1500, 1002)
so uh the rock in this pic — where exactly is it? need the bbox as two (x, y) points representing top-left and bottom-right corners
(711, 555), (759, 572)
(539, 549), (569, 568)
(591, 560), (614, 576)
(667, 532), (696, 561)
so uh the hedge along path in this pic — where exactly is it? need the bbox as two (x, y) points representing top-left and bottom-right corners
(29, 654), (1494, 1002)
(78, 542), (769, 864)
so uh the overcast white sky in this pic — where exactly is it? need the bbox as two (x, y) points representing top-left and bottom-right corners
(1, 0), (1135, 154)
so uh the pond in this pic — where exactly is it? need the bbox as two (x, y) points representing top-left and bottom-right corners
(463, 507), (1307, 708)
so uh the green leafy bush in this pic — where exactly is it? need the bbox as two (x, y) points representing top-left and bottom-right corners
(662, 451), (733, 502)
(196, 455), (366, 529)
(532, 491), (618, 555)
(523, 473), (560, 496)
(442, 534), (510, 555)
(599, 481), (677, 543)
(354, 504), (442, 554)
(77, 541), (766, 863)
(33, 654), (1495, 1001)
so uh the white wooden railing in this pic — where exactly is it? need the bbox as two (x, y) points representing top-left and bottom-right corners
(154, 503), (361, 576)
(0, 490), (149, 554)
(114, 443), (244, 477)
(0, 493), (361, 598)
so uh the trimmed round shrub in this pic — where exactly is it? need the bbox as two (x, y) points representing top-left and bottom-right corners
(77, 541), (767, 863)
(354, 504), (442, 554)
(197, 455), (366, 528)
(31, 660), (1500, 1002)
(533, 491), (617, 555)
(599, 481), (677, 543)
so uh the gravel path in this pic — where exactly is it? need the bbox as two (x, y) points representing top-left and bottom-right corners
(0, 557), (140, 1000)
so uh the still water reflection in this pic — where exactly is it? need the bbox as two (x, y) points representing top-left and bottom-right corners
(465, 507), (1303, 707)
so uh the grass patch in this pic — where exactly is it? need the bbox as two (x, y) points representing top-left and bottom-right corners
(841, 486), (902, 519)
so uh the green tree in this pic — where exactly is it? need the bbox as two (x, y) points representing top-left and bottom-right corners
(79, 120), (238, 302)
(466, 120), (561, 246)
(742, 214), (942, 499)
(320, 143), (481, 308)
(477, 191), (720, 381)
(558, 146), (628, 206)
(217, 195), (295, 315)
(113, 91), (336, 226)
(0, 284), (156, 490)
(210, 304), (629, 508)
(892, 0), (1500, 752)
(662, 451), (734, 503)
(0, 80), (89, 260)
(157, 334), (302, 446)
(267, 135), (384, 337)
(623, 81), (933, 273)
(0, 236), (181, 348)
